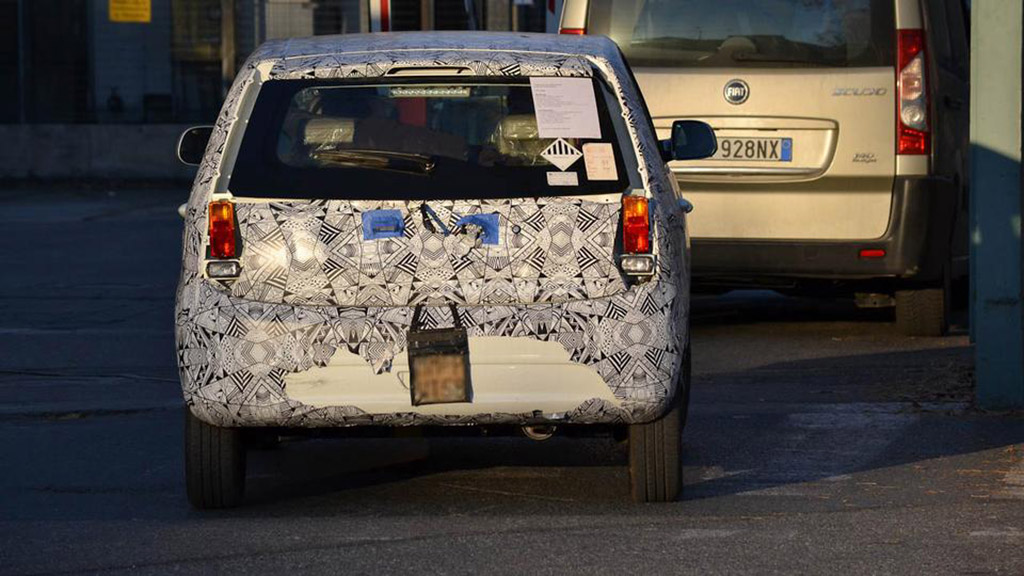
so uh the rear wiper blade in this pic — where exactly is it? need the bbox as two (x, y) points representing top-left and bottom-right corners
(311, 149), (436, 175)
(630, 36), (713, 48)
(731, 51), (846, 67)
(631, 36), (690, 44)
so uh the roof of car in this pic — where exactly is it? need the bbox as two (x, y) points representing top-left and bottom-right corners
(249, 31), (623, 64)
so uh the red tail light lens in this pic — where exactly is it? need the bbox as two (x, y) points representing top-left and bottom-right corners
(622, 196), (650, 254)
(208, 201), (236, 259)
(559, 28), (585, 35)
(897, 29), (929, 155)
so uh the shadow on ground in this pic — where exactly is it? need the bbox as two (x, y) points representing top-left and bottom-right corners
(218, 292), (999, 512)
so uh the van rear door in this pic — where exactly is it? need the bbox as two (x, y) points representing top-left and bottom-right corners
(588, 0), (897, 241)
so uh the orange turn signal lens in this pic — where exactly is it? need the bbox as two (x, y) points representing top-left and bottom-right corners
(559, 28), (586, 35)
(208, 201), (236, 259)
(622, 196), (650, 254)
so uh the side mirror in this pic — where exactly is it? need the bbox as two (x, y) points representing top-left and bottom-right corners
(661, 120), (717, 161)
(177, 126), (213, 166)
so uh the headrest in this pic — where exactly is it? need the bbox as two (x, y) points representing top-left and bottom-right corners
(497, 115), (540, 140)
(303, 118), (356, 148)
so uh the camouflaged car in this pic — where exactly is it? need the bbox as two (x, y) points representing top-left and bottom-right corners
(175, 32), (716, 507)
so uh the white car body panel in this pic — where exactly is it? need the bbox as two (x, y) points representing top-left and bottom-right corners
(285, 336), (622, 415)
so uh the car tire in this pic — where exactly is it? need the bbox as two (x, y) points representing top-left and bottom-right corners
(628, 352), (686, 503)
(895, 286), (948, 337)
(185, 408), (246, 509)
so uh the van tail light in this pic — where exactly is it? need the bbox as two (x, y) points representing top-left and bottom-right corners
(622, 196), (651, 254)
(897, 29), (929, 155)
(208, 201), (236, 259)
(559, 27), (585, 35)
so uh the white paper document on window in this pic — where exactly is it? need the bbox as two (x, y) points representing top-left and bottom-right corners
(547, 172), (579, 186)
(582, 143), (618, 180)
(529, 77), (602, 139)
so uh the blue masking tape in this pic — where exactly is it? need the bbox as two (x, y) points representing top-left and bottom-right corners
(454, 213), (500, 245)
(362, 209), (405, 240)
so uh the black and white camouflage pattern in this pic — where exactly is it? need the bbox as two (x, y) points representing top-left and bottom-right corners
(176, 32), (690, 428)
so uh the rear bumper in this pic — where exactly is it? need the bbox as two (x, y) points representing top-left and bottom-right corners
(176, 279), (686, 429)
(691, 176), (957, 284)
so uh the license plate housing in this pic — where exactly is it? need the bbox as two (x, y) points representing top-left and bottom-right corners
(407, 305), (472, 406)
(713, 137), (793, 162)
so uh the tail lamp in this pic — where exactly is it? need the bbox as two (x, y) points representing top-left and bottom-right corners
(620, 196), (656, 276)
(622, 196), (650, 254)
(208, 200), (236, 259)
(897, 29), (929, 155)
(559, 28), (585, 34)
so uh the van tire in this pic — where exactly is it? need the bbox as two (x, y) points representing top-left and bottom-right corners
(628, 372), (684, 503)
(895, 286), (948, 337)
(185, 409), (246, 509)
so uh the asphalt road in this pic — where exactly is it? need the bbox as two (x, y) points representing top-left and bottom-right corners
(1, 187), (1022, 575)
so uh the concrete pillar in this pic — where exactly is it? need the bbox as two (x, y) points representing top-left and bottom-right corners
(485, 0), (510, 30)
(971, 1), (1024, 409)
(221, 0), (236, 96)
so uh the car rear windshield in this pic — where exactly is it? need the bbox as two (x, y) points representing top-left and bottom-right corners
(229, 77), (636, 200)
(587, 0), (895, 68)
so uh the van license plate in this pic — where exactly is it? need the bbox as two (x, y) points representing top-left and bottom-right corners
(714, 137), (792, 161)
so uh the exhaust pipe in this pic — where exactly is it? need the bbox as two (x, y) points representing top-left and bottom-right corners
(521, 425), (556, 441)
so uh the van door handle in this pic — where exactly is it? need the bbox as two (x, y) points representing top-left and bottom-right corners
(944, 96), (964, 110)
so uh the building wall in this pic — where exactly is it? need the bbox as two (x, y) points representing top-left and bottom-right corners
(265, 0), (316, 39)
(91, 0), (175, 123)
(1, 0), (553, 180)
(0, 125), (196, 180)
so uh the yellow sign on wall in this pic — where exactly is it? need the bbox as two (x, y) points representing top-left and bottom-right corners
(109, 0), (151, 23)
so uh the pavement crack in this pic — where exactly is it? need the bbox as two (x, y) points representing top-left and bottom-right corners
(0, 369), (178, 384)
(434, 481), (577, 502)
(0, 405), (178, 422)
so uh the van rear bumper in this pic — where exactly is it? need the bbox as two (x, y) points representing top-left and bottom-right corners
(691, 176), (958, 284)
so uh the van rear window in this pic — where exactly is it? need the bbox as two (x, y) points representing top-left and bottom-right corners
(229, 77), (635, 200)
(587, 0), (894, 68)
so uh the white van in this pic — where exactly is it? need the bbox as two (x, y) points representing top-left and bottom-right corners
(560, 0), (970, 336)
